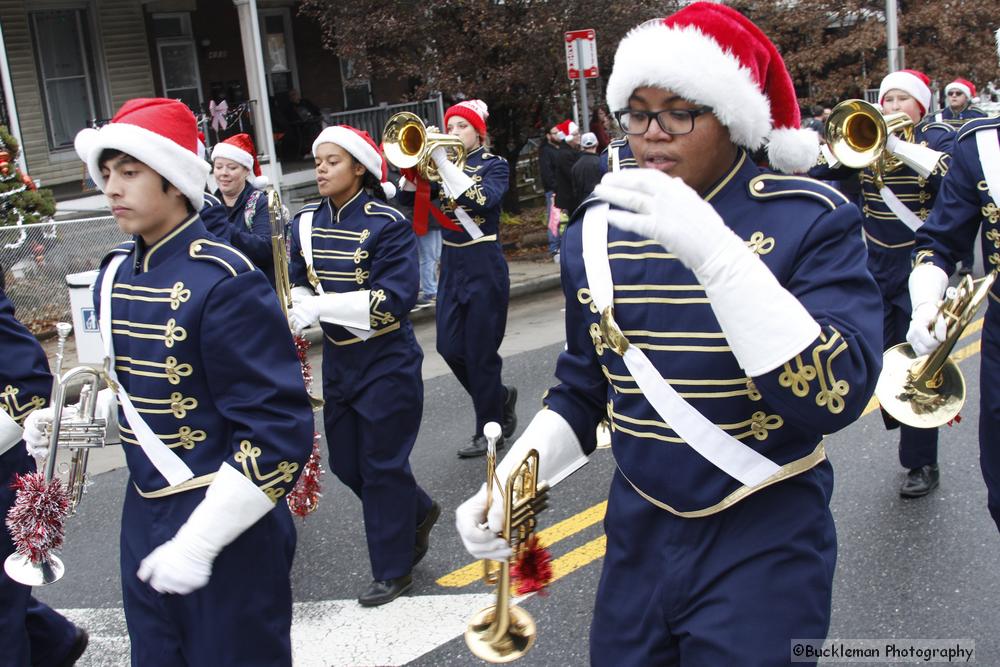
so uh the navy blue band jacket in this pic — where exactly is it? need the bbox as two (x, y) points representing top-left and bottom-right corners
(93, 215), (313, 500)
(545, 151), (883, 516)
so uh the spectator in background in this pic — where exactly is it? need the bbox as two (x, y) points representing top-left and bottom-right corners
(553, 120), (581, 214)
(539, 122), (562, 261)
(567, 132), (602, 214)
(589, 106), (613, 153)
(278, 89), (324, 159)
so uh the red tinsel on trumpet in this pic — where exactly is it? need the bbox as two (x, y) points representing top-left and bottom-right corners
(5, 472), (70, 564)
(948, 414), (962, 427)
(510, 535), (553, 596)
(286, 335), (324, 518)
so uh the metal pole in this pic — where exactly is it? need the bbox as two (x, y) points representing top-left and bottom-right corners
(885, 0), (900, 73)
(576, 41), (590, 134)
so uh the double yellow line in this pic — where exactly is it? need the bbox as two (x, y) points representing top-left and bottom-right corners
(438, 318), (986, 590)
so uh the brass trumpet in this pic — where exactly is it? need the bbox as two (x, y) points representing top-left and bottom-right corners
(4, 323), (107, 586)
(825, 99), (945, 184)
(876, 272), (996, 428)
(465, 422), (549, 663)
(383, 111), (467, 183)
(268, 189), (323, 411)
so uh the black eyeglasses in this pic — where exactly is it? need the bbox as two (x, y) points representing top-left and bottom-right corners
(613, 106), (714, 136)
(946, 90), (965, 96)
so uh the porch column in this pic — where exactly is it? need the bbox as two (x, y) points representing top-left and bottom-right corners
(232, 0), (282, 189)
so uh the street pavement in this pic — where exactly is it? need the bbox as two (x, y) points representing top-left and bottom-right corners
(28, 273), (1000, 666)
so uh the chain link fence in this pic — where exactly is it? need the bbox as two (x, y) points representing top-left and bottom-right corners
(1, 216), (128, 336)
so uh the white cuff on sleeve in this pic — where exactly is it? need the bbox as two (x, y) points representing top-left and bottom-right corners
(495, 409), (588, 489)
(698, 245), (820, 377)
(0, 408), (24, 456)
(317, 290), (371, 332)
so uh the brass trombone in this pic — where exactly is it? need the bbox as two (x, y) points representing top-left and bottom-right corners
(465, 422), (549, 663)
(383, 111), (468, 183)
(268, 188), (323, 410)
(825, 99), (945, 185)
(876, 272), (996, 428)
(4, 323), (107, 586)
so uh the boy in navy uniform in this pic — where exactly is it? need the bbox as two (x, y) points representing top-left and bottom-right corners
(936, 78), (988, 128)
(26, 98), (313, 666)
(287, 125), (438, 607)
(907, 109), (1000, 533)
(811, 69), (955, 498)
(457, 5), (883, 664)
(1, 288), (89, 666)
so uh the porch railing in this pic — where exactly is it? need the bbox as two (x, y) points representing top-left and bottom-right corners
(321, 94), (444, 144)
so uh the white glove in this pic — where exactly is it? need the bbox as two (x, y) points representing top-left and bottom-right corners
(594, 170), (820, 376)
(290, 285), (313, 305)
(430, 147), (474, 200)
(137, 463), (275, 595)
(398, 176), (417, 193)
(22, 404), (78, 460)
(288, 295), (321, 336)
(454, 410), (587, 561)
(906, 263), (949, 356)
(455, 482), (511, 561)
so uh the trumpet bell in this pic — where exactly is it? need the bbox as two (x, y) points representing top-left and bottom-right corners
(875, 343), (966, 429)
(465, 604), (537, 663)
(4, 552), (65, 586)
(825, 99), (912, 171)
(383, 111), (425, 170)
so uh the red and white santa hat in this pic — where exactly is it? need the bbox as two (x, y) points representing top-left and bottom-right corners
(606, 2), (819, 174)
(555, 119), (579, 142)
(444, 99), (489, 138)
(74, 98), (210, 210)
(311, 125), (396, 198)
(944, 78), (978, 103)
(211, 133), (269, 188)
(878, 69), (932, 116)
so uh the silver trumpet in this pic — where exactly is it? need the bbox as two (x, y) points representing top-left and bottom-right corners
(4, 323), (107, 586)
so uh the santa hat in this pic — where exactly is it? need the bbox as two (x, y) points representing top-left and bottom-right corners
(444, 99), (489, 138)
(211, 133), (268, 188)
(944, 78), (978, 103)
(878, 69), (932, 116)
(556, 119), (579, 142)
(311, 125), (396, 198)
(74, 98), (209, 210)
(606, 3), (818, 174)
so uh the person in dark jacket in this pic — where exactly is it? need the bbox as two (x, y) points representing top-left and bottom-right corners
(568, 132), (602, 213)
(553, 120), (582, 213)
(539, 122), (563, 259)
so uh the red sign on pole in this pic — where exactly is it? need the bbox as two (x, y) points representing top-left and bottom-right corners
(565, 29), (599, 80)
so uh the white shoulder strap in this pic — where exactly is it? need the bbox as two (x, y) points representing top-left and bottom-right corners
(99, 255), (194, 486)
(297, 211), (323, 295)
(976, 129), (1000, 209)
(581, 204), (780, 487)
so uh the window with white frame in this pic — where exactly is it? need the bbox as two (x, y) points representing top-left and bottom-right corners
(29, 8), (103, 149)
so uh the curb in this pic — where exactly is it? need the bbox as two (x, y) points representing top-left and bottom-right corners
(302, 271), (562, 345)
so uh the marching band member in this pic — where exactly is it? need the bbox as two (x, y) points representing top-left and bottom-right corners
(424, 100), (517, 457)
(907, 110), (1000, 533)
(287, 125), (439, 607)
(936, 78), (988, 128)
(812, 69), (955, 498)
(25, 98), (314, 666)
(457, 5), (883, 664)
(207, 133), (275, 287)
(1, 288), (88, 666)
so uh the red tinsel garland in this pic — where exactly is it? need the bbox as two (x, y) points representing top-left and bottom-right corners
(286, 335), (324, 517)
(510, 535), (553, 596)
(947, 414), (962, 427)
(5, 472), (70, 564)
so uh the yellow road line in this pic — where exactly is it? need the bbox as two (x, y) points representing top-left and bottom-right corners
(437, 502), (608, 588)
(441, 317), (986, 588)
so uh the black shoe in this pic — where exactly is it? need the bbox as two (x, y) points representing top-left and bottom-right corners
(413, 501), (441, 566)
(358, 574), (413, 607)
(56, 628), (89, 667)
(457, 433), (505, 458)
(502, 385), (518, 438)
(900, 464), (940, 498)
